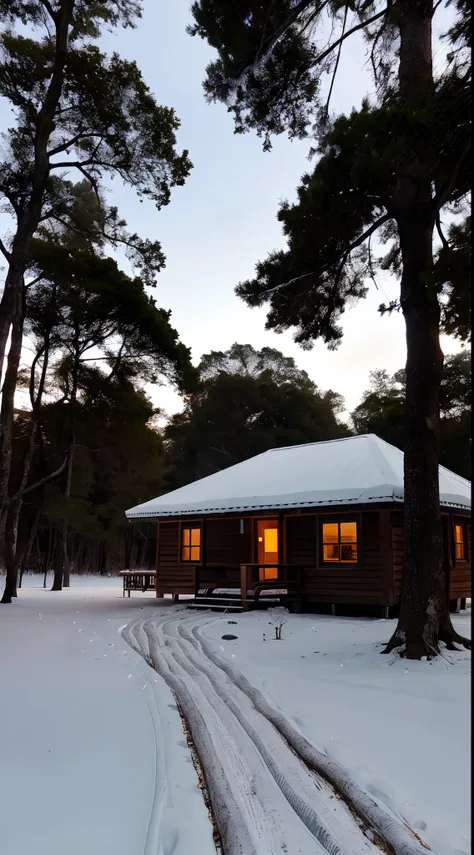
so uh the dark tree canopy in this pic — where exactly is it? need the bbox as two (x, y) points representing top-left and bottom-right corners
(27, 234), (197, 394)
(164, 343), (347, 488)
(0, 1), (193, 571)
(351, 350), (471, 478)
(12, 371), (164, 579)
(189, 0), (470, 347)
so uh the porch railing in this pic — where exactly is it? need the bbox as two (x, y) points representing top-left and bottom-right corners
(240, 564), (304, 611)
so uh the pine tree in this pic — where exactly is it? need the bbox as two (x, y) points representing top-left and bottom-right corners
(0, 2), (192, 562)
(188, 0), (471, 657)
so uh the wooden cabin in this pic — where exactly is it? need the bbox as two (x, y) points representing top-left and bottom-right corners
(125, 435), (471, 615)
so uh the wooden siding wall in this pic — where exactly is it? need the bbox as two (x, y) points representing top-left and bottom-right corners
(286, 512), (384, 604)
(285, 515), (316, 565)
(201, 518), (252, 588)
(157, 517), (253, 594)
(391, 511), (404, 600)
(205, 518), (252, 566)
(450, 515), (472, 599)
(391, 511), (472, 602)
(156, 509), (471, 602)
(157, 522), (194, 594)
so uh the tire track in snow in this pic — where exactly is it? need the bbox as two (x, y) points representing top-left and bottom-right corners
(124, 612), (393, 855)
(192, 617), (435, 855)
(145, 616), (316, 855)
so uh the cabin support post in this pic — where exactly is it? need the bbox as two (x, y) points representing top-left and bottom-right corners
(379, 510), (394, 610)
(155, 522), (162, 598)
(193, 565), (200, 599)
(331, 604), (336, 616)
(383, 606), (390, 619)
(241, 564), (250, 611)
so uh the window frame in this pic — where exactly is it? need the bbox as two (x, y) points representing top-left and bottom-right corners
(179, 521), (203, 565)
(317, 514), (361, 568)
(454, 521), (468, 563)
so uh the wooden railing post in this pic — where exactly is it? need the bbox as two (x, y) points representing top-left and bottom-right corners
(240, 564), (250, 611)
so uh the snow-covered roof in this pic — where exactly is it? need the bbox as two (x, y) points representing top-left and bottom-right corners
(126, 434), (471, 519)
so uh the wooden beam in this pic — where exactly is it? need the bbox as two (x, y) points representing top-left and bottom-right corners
(379, 509), (394, 607)
(155, 521), (161, 598)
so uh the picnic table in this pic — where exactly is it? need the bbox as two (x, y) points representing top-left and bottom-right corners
(119, 570), (157, 597)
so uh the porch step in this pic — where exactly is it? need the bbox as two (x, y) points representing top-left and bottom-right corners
(187, 596), (243, 613)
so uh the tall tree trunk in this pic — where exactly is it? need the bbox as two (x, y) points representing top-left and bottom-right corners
(0, 305), (25, 602)
(0, 1), (74, 526)
(18, 512), (40, 589)
(51, 435), (75, 591)
(1, 336), (50, 601)
(383, 0), (470, 657)
(43, 519), (54, 588)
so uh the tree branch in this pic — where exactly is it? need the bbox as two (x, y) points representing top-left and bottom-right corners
(49, 159), (96, 170)
(431, 140), (471, 216)
(435, 214), (449, 251)
(76, 165), (102, 208)
(7, 454), (68, 505)
(324, 3), (348, 116)
(310, 5), (395, 71)
(234, 0), (322, 77)
(29, 344), (46, 410)
(38, 0), (58, 20)
(262, 213), (391, 296)
(48, 132), (103, 157)
(0, 238), (11, 263)
(25, 274), (47, 291)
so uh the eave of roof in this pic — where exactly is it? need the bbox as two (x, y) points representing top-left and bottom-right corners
(126, 493), (471, 520)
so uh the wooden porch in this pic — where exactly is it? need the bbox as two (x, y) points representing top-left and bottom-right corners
(186, 563), (305, 613)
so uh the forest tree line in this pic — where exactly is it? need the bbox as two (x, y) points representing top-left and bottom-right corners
(11, 303), (471, 581)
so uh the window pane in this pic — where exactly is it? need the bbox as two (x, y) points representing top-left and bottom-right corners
(340, 522), (357, 542)
(182, 529), (190, 546)
(323, 544), (339, 561)
(341, 544), (358, 562)
(455, 525), (465, 560)
(191, 528), (201, 546)
(322, 523), (339, 544)
(182, 546), (190, 561)
(190, 546), (200, 561)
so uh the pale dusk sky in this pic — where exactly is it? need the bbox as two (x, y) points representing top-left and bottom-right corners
(2, 2), (463, 421)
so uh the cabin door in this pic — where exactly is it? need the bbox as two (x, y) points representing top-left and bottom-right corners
(257, 519), (279, 581)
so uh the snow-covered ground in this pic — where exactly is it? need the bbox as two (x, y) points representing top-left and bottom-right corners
(0, 576), (470, 855)
(0, 578), (214, 855)
(127, 607), (471, 855)
(199, 611), (471, 855)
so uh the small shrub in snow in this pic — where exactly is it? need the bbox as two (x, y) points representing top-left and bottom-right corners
(272, 617), (286, 640)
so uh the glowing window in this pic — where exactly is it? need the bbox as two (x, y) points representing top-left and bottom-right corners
(181, 526), (201, 562)
(454, 524), (466, 561)
(322, 520), (358, 564)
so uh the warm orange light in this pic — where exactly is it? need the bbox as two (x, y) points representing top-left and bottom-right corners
(257, 519), (279, 582)
(455, 525), (466, 561)
(322, 521), (358, 564)
(182, 526), (201, 562)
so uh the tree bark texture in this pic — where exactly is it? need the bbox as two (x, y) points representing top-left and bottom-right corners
(0, 305), (25, 602)
(383, 0), (470, 657)
(0, 1), (75, 556)
(1, 332), (50, 601)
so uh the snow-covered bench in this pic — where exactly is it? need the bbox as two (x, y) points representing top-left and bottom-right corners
(119, 570), (157, 598)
